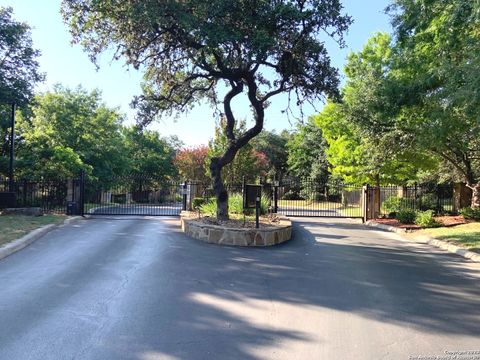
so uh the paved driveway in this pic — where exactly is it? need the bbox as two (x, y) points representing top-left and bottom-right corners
(0, 217), (479, 359)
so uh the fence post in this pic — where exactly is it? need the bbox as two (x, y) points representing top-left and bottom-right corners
(78, 170), (85, 216)
(182, 181), (187, 211)
(362, 185), (369, 223)
(273, 182), (278, 213)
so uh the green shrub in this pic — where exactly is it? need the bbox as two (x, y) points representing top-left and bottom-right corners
(282, 190), (302, 200)
(192, 197), (207, 210)
(396, 209), (416, 224)
(415, 210), (440, 228)
(460, 207), (480, 220)
(228, 193), (244, 215)
(199, 193), (270, 217)
(381, 196), (414, 215)
(419, 193), (438, 211)
(199, 199), (217, 216)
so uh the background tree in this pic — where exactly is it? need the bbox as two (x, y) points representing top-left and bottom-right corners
(250, 129), (289, 181)
(17, 85), (127, 180)
(315, 100), (432, 186)
(385, 0), (480, 208)
(286, 118), (329, 183)
(123, 126), (178, 181)
(0, 6), (43, 176)
(62, 0), (352, 219)
(174, 146), (210, 183)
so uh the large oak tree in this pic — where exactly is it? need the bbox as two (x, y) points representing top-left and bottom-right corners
(62, 0), (351, 219)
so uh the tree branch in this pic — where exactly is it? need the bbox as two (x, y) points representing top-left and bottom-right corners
(223, 81), (244, 142)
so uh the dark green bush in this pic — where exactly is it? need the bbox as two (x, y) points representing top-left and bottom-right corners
(381, 196), (414, 215)
(396, 209), (416, 224)
(415, 210), (441, 228)
(460, 207), (480, 220)
(199, 193), (270, 217)
(418, 193), (438, 211)
(282, 190), (302, 200)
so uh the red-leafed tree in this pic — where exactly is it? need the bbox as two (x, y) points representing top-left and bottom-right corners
(174, 146), (210, 183)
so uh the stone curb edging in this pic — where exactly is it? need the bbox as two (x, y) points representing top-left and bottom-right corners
(0, 216), (83, 261)
(180, 212), (292, 246)
(366, 221), (480, 263)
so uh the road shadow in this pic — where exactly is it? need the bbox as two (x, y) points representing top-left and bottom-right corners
(94, 217), (480, 359)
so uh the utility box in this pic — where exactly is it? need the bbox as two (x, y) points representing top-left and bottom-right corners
(0, 192), (16, 209)
(66, 201), (77, 215)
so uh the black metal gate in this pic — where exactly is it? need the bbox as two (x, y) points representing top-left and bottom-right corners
(273, 179), (364, 218)
(83, 174), (183, 216)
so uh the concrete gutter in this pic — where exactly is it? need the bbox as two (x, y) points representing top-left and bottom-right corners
(366, 220), (480, 263)
(0, 216), (83, 261)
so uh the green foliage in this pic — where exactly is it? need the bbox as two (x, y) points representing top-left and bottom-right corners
(9, 86), (178, 181)
(415, 210), (440, 228)
(287, 118), (329, 182)
(200, 193), (270, 217)
(0, 7), (44, 105)
(62, 0), (351, 123)
(459, 207), (480, 221)
(0, 7), (43, 175)
(199, 200), (217, 217)
(396, 209), (416, 224)
(381, 196), (414, 216)
(192, 197), (207, 210)
(418, 193), (439, 212)
(16, 85), (126, 180)
(250, 130), (289, 180)
(122, 126), (178, 180)
(315, 33), (438, 186)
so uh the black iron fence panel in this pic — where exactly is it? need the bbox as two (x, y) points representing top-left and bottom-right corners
(0, 177), (71, 214)
(378, 184), (455, 217)
(84, 175), (183, 216)
(275, 179), (364, 218)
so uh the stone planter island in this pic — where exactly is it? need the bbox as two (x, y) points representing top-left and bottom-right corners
(180, 211), (292, 247)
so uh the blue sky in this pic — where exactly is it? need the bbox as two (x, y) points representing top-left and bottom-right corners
(4, 0), (392, 146)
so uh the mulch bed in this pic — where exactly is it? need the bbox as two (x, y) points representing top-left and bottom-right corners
(372, 215), (467, 230)
(183, 212), (283, 229)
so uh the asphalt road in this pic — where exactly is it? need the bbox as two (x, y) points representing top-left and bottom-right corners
(0, 216), (479, 360)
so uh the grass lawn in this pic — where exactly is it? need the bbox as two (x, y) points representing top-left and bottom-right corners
(337, 206), (363, 217)
(416, 222), (480, 253)
(0, 214), (66, 247)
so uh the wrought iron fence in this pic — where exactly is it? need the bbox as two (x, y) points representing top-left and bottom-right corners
(83, 174), (184, 216)
(0, 177), (72, 214)
(274, 179), (364, 218)
(378, 184), (455, 217)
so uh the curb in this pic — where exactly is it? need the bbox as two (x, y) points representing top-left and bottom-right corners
(0, 216), (83, 261)
(366, 221), (480, 263)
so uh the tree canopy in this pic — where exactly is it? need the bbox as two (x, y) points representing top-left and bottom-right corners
(61, 0), (352, 219)
(0, 7), (43, 176)
(286, 118), (329, 182)
(12, 86), (178, 181)
(0, 6), (43, 105)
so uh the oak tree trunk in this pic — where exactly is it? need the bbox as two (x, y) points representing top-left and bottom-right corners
(210, 157), (229, 220)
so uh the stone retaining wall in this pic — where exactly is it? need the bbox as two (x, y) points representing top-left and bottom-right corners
(180, 214), (292, 246)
